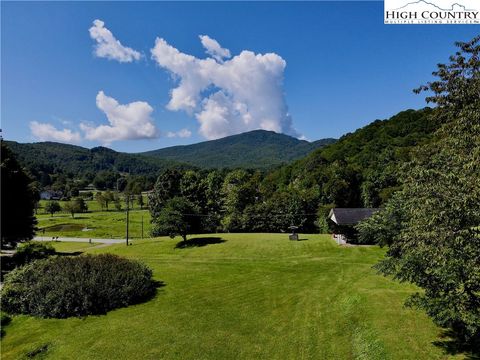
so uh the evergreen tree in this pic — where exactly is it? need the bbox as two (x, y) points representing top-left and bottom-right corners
(1, 142), (38, 248)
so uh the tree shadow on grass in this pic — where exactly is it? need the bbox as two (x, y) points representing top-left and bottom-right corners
(175, 237), (226, 249)
(433, 329), (480, 359)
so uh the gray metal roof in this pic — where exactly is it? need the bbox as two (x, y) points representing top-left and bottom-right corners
(328, 208), (380, 225)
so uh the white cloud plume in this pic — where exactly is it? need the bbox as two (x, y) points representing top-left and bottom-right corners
(30, 121), (82, 144)
(80, 91), (158, 144)
(89, 19), (141, 62)
(199, 35), (231, 63)
(166, 128), (192, 138)
(151, 36), (298, 140)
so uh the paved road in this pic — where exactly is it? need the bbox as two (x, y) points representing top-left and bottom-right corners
(34, 237), (126, 244)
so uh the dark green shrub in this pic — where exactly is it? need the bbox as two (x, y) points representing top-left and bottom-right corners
(1, 254), (157, 318)
(0, 312), (12, 337)
(13, 242), (56, 267)
(1, 242), (55, 281)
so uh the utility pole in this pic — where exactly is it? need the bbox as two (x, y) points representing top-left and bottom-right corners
(125, 194), (130, 246)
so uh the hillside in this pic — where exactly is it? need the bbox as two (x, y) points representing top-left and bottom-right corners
(4, 141), (189, 180)
(266, 107), (438, 208)
(5, 131), (335, 181)
(141, 130), (336, 169)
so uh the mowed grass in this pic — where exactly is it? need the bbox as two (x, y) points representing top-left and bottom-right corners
(36, 200), (150, 239)
(38, 196), (147, 213)
(39, 241), (99, 253)
(1, 234), (455, 359)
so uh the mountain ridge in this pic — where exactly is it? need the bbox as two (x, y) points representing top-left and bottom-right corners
(139, 130), (336, 169)
(5, 130), (336, 177)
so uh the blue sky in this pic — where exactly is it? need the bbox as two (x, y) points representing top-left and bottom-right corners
(1, 1), (478, 152)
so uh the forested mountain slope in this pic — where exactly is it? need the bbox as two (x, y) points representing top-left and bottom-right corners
(141, 130), (336, 169)
(5, 141), (186, 177)
(265, 107), (437, 208)
(4, 130), (334, 191)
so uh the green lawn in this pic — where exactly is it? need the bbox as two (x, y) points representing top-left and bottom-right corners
(38, 196), (147, 214)
(1, 234), (456, 359)
(36, 207), (150, 239)
(39, 241), (99, 253)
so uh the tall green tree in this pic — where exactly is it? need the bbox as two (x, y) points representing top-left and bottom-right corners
(201, 170), (224, 232)
(356, 194), (405, 246)
(137, 194), (144, 209)
(64, 201), (76, 218)
(125, 176), (145, 195)
(45, 201), (62, 217)
(150, 197), (201, 242)
(116, 177), (127, 192)
(64, 198), (88, 218)
(103, 190), (115, 211)
(1, 142), (38, 248)
(180, 170), (206, 209)
(148, 169), (183, 219)
(370, 36), (480, 343)
(221, 169), (255, 232)
(95, 192), (105, 211)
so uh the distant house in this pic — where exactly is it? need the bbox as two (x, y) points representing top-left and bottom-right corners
(40, 190), (63, 200)
(85, 184), (96, 191)
(328, 208), (380, 245)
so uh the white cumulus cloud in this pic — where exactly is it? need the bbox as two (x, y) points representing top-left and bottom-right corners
(80, 91), (158, 145)
(30, 121), (82, 144)
(89, 19), (141, 62)
(199, 35), (231, 63)
(166, 128), (192, 138)
(151, 36), (298, 140)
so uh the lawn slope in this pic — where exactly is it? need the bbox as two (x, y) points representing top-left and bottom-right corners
(1, 234), (455, 359)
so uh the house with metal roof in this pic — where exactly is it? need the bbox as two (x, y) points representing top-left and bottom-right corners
(328, 208), (380, 244)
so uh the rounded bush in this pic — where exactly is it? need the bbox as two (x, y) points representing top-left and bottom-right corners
(1, 254), (157, 318)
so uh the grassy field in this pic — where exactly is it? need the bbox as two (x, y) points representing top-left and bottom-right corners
(36, 199), (150, 239)
(41, 241), (99, 253)
(1, 234), (457, 359)
(38, 196), (147, 213)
